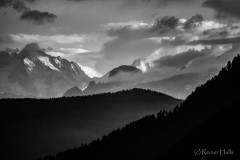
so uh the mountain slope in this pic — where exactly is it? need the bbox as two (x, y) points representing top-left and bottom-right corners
(99, 65), (142, 82)
(108, 65), (141, 77)
(63, 86), (82, 97)
(134, 72), (212, 99)
(0, 88), (181, 160)
(43, 55), (240, 160)
(63, 81), (129, 97)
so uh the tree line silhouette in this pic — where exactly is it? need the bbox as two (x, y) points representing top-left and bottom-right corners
(40, 54), (240, 160)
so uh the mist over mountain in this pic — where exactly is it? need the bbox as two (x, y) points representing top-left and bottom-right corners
(63, 67), (216, 99)
(41, 55), (240, 160)
(0, 43), (90, 98)
(63, 86), (83, 97)
(0, 92), (36, 99)
(1, 40), (235, 99)
(134, 72), (216, 99)
(1, 43), (210, 99)
(63, 64), (143, 97)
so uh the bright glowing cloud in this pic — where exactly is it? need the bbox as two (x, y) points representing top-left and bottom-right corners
(103, 21), (150, 29)
(46, 51), (66, 57)
(9, 34), (88, 44)
(59, 48), (90, 54)
(194, 20), (227, 33)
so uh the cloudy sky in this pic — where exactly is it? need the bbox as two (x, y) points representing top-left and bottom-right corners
(1, 0), (240, 77)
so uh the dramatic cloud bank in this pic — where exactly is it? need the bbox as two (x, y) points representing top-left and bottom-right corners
(0, 0), (57, 25)
(203, 0), (240, 20)
(95, 14), (238, 73)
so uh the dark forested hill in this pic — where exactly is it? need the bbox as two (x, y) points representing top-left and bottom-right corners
(0, 89), (180, 160)
(40, 55), (240, 160)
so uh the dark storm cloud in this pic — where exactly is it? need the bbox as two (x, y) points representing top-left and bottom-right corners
(153, 16), (179, 33)
(25, 0), (37, 3)
(190, 36), (240, 45)
(20, 10), (57, 25)
(0, 0), (57, 25)
(0, 0), (11, 8)
(67, 0), (195, 3)
(13, 1), (29, 12)
(66, 0), (199, 8)
(154, 49), (207, 68)
(184, 14), (204, 30)
(0, 0), (29, 12)
(202, 0), (240, 19)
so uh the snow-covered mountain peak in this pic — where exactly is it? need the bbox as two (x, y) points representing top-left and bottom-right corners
(0, 43), (91, 98)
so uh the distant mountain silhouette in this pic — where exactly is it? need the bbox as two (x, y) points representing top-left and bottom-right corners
(63, 86), (82, 97)
(0, 88), (181, 160)
(63, 80), (129, 97)
(108, 65), (141, 77)
(41, 55), (240, 160)
(62, 65), (142, 97)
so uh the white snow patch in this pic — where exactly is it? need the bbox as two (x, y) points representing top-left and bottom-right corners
(54, 58), (62, 67)
(82, 86), (88, 91)
(38, 56), (60, 71)
(71, 64), (75, 70)
(24, 58), (35, 71)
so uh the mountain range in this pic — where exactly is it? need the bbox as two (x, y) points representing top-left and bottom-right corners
(0, 43), (149, 98)
(63, 71), (214, 99)
(1, 43), (216, 99)
(0, 43), (90, 98)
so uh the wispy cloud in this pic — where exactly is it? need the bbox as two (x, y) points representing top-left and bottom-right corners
(9, 34), (88, 45)
(102, 21), (149, 29)
(58, 48), (90, 54)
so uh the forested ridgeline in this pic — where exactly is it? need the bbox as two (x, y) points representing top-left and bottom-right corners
(0, 89), (181, 160)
